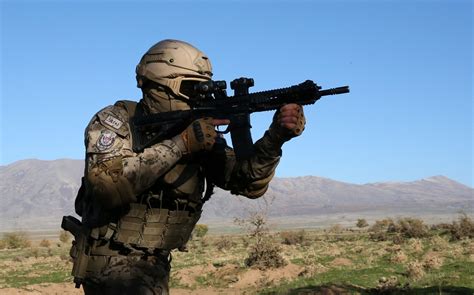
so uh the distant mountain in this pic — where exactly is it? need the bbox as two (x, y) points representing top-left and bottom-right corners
(0, 159), (472, 231)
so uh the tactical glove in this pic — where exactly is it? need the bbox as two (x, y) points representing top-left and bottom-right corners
(178, 118), (218, 154)
(268, 104), (306, 145)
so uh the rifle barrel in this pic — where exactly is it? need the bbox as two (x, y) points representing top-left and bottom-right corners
(319, 86), (350, 96)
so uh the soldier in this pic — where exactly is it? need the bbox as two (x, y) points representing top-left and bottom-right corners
(71, 39), (305, 294)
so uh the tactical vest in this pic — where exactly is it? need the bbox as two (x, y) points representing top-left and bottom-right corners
(77, 100), (214, 253)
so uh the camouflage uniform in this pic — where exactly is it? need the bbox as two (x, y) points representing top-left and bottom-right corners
(73, 100), (284, 294)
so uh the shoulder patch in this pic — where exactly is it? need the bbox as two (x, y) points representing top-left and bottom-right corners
(96, 130), (117, 151)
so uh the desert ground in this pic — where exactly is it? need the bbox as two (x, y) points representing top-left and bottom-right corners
(1, 215), (473, 294)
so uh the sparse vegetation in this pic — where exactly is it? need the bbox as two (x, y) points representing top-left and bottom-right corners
(0, 215), (473, 294)
(245, 238), (287, 270)
(1, 232), (31, 249)
(369, 217), (430, 242)
(280, 230), (306, 245)
(193, 224), (209, 239)
(235, 210), (287, 270)
(328, 224), (343, 233)
(214, 236), (235, 251)
(356, 218), (369, 228)
(59, 230), (71, 244)
(449, 213), (474, 240)
(389, 217), (430, 239)
(39, 239), (51, 248)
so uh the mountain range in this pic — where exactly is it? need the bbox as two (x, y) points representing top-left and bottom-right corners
(0, 159), (472, 232)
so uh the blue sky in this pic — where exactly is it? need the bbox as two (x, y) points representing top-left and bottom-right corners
(1, 0), (472, 187)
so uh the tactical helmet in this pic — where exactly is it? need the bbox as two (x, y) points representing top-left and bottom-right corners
(136, 39), (213, 99)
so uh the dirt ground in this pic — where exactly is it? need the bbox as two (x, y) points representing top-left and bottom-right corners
(1, 262), (305, 294)
(1, 284), (249, 294)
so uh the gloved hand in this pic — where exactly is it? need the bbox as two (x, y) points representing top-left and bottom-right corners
(177, 118), (229, 155)
(268, 104), (306, 144)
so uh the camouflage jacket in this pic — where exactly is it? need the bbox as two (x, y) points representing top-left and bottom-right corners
(75, 100), (283, 229)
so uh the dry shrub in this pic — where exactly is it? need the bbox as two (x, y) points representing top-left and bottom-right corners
(390, 218), (429, 239)
(464, 240), (474, 255)
(370, 231), (388, 242)
(323, 245), (342, 257)
(12, 256), (24, 262)
(366, 254), (377, 265)
(391, 234), (405, 245)
(236, 208), (286, 270)
(376, 276), (402, 292)
(256, 274), (272, 289)
(328, 224), (343, 233)
(59, 230), (71, 244)
(407, 238), (424, 253)
(0, 239), (6, 250)
(449, 244), (465, 258)
(39, 239), (51, 248)
(193, 224), (209, 238)
(370, 218), (395, 232)
(244, 239), (287, 270)
(199, 237), (209, 248)
(385, 244), (401, 253)
(2, 232), (31, 249)
(430, 235), (449, 251)
(430, 222), (452, 231)
(28, 247), (40, 258)
(356, 218), (369, 228)
(60, 254), (70, 261)
(369, 218), (395, 241)
(214, 236), (235, 251)
(391, 251), (408, 263)
(450, 213), (474, 240)
(370, 217), (429, 242)
(422, 251), (444, 270)
(280, 230), (306, 245)
(241, 236), (249, 248)
(353, 246), (364, 254)
(406, 260), (425, 280)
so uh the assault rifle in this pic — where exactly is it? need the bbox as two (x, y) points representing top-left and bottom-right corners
(131, 78), (349, 160)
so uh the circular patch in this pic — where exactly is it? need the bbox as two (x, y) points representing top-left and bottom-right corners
(96, 130), (117, 151)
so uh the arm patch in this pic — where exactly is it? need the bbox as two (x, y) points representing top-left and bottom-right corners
(97, 109), (129, 137)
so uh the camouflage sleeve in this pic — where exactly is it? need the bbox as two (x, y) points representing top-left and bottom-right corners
(84, 104), (182, 209)
(205, 131), (282, 199)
